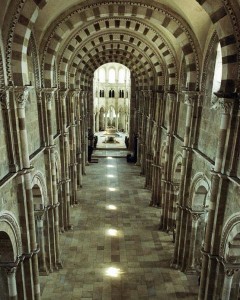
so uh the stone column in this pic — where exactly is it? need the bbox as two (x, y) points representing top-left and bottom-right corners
(80, 92), (86, 175)
(59, 90), (71, 230)
(0, 89), (18, 172)
(105, 110), (108, 129)
(76, 91), (83, 188)
(45, 89), (62, 269)
(116, 112), (119, 131)
(186, 212), (203, 273)
(6, 267), (17, 300)
(199, 98), (234, 300)
(96, 112), (99, 132)
(172, 92), (196, 270)
(69, 90), (78, 205)
(221, 268), (235, 300)
(14, 86), (40, 299)
(35, 213), (48, 275)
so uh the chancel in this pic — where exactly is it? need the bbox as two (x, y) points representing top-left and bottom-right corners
(0, 1), (240, 299)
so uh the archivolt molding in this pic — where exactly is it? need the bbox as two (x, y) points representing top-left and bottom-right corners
(29, 33), (41, 89)
(31, 170), (48, 207)
(171, 152), (183, 181)
(200, 31), (218, 93)
(188, 172), (211, 208)
(0, 211), (22, 258)
(220, 213), (240, 260)
(5, 0), (26, 83)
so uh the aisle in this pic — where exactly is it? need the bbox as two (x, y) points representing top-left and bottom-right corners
(40, 157), (198, 300)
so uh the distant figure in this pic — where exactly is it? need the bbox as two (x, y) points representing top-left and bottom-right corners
(125, 136), (129, 148)
(88, 128), (94, 162)
(94, 136), (98, 148)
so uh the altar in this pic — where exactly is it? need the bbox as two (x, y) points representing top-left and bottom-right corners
(104, 127), (118, 143)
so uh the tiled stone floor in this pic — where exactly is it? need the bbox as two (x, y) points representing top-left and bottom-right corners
(40, 157), (198, 300)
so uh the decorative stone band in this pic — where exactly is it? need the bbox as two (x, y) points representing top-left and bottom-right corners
(63, 131), (69, 137)
(69, 162), (78, 167)
(210, 169), (229, 179)
(176, 204), (205, 214)
(57, 178), (71, 187)
(21, 247), (40, 261)
(200, 248), (219, 260)
(45, 202), (60, 210)
(152, 164), (162, 169)
(18, 165), (35, 175)
(181, 145), (193, 152)
(45, 144), (56, 150)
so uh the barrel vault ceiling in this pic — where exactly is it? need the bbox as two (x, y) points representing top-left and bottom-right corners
(1, 0), (213, 90)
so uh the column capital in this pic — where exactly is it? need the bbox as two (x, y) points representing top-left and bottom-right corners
(59, 89), (69, 101)
(191, 212), (204, 222)
(166, 91), (177, 102)
(14, 86), (32, 109)
(0, 259), (19, 273)
(211, 98), (235, 114)
(183, 91), (200, 106)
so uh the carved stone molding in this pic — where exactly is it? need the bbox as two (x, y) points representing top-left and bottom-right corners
(0, 212), (22, 256)
(6, 0), (26, 83)
(0, 89), (10, 110)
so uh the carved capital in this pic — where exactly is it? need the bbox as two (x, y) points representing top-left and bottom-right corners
(191, 212), (202, 222)
(167, 92), (176, 102)
(0, 259), (19, 274)
(59, 89), (69, 101)
(211, 98), (234, 114)
(172, 183), (180, 193)
(224, 268), (235, 277)
(15, 87), (30, 109)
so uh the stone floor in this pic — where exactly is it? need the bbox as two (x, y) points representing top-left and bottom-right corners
(40, 156), (198, 300)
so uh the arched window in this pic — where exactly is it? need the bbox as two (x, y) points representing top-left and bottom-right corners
(100, 90), (105, 97)
(109, 68), (115, 83)
(118, 69), (125, 83)
(119, 90), (124, 98)
(212, 43), (222, 95)
(99, 68), (106, 83)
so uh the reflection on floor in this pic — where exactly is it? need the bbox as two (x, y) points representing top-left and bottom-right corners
(40, 157), (198, 300)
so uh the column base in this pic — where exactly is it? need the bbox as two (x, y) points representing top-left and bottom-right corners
(39, 269), (49, 276)
(65, 225), (73, 230)
(57, 261), (63, 269)
(185, 267), (197, 275)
